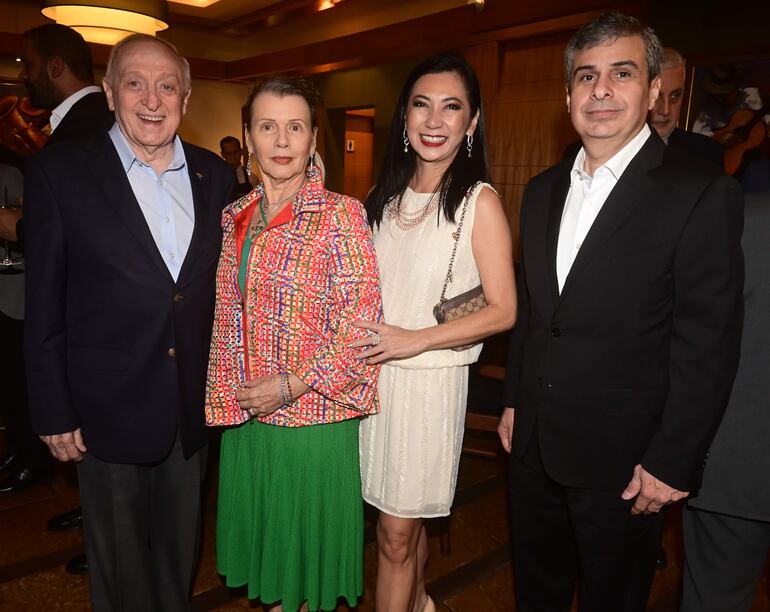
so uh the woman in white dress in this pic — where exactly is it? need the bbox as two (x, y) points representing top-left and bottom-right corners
(353, 54), (517, 611)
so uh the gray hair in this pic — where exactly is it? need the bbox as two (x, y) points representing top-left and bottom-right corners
(564, 11), (663, 91)
(661, 47), (685, 71)
(104, 34), (191, 94)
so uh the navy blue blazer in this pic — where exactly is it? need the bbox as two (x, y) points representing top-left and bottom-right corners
(23, 130), (235, 463)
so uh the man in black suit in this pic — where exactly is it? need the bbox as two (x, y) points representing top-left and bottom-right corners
(680, 188), (770, 612)
(649, 47), (724, 168)
(0, 24), (113, 495)
(24, 34), (234, 611)
(498, 12), (744, 611)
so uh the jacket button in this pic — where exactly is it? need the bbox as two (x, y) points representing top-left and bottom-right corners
(537, 377), (544, 387)
(173, 293), (183, 303)
(551, 327), (562, 337)
(167, 347), (176, 358)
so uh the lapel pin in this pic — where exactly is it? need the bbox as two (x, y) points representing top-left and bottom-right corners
(195, 172), (204, 180)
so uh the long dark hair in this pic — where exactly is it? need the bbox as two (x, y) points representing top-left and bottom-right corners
(366, 54), (490, 228)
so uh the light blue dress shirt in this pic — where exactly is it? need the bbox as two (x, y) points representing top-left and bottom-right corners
(108, 123), (194, 281)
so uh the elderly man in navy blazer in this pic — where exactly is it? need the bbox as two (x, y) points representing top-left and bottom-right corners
(24, 34), (234, 611)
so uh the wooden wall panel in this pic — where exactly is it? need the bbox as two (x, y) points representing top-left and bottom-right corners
(344, 130), (374, 203)
(481, 33), (579, 256)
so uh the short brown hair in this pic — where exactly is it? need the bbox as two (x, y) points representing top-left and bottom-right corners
(245, 77), (320, 129)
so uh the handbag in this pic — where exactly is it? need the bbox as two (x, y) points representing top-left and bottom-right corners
(432, 182), (487, 351)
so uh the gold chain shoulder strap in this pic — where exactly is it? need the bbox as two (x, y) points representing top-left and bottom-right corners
(437, 181), (483, 305)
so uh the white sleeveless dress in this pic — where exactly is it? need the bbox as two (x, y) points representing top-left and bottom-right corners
(360, 183), (489, 518)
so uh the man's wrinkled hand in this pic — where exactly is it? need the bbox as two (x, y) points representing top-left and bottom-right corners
(621, 464), (689, 514)
(40, 428), (87, 462)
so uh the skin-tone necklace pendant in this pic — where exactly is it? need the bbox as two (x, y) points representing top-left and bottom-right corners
(248, 183), (304, 241)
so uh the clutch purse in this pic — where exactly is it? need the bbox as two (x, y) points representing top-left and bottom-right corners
(433, 182), (486, 352)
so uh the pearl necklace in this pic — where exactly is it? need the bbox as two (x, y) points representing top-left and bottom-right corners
(386, 191), (438, 231)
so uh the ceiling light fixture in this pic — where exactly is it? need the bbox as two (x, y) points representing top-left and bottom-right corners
(318, 0), (342, 11)
(168, 0), (222, 6)
(41, 1), (169, 46)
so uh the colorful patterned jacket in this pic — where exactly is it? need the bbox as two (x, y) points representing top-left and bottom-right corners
(205, 165), (382, 427)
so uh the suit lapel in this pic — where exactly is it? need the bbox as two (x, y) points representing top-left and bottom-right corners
(546, 171), (570, 304)
(88, 134), (174, 283)
(176, 142), (209, 286)
(557, 133), (665, 303)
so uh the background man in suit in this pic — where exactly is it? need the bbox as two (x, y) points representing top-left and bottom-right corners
(24, 34), (234, 611)
(680, 188), (770, 612)
(219, 134), (252, 196)
(498, 12), (744, 611)
(646, 45), (726, 572)
(0, 24), (113, 496)
(649, 47), (724, 167)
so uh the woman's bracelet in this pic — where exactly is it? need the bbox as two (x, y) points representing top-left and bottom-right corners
(285, 373), (294, 403)
(279, 373), (290, 405)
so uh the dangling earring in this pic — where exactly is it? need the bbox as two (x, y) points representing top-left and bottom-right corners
(403, 124), (409, 153)
(308, 152), (314, 167)
(247, 151), (253, 175)
(466, 133), (473, 158)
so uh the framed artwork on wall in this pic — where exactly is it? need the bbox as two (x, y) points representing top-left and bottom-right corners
(0, 79), (50, 157)
(685, 58), (770, 192)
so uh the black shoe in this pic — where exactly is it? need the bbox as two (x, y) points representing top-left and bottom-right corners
(47, 507), (83, 532)
(65, 553), (88, 575)
(0, 451), (19, 472)
(0, 466), (51, 494)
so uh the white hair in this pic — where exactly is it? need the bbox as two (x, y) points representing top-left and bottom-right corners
(104, 34), (191, 93)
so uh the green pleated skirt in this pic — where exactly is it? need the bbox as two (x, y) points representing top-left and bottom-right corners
(216, 418), (363, 612)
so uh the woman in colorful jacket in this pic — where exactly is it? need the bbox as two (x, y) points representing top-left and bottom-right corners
(205, 77), (382, 612)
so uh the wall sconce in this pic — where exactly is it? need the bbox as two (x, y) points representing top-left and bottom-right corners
(41, 0), (169, 46)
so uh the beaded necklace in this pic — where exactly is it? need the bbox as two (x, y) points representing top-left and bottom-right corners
(386, 190), (438, 231)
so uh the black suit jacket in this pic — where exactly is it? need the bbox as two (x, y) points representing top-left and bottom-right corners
(23, 131), (235, 463)
(503, 131), (744, 491)
(46, 90), (114, 147)
(667, 127), (724, 169)
(15, 90), (113, 247)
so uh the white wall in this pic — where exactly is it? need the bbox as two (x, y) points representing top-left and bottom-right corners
(179, 78), (251, 154)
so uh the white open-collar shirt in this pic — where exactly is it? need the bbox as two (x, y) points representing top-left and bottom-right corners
(556, 124), (651, 292)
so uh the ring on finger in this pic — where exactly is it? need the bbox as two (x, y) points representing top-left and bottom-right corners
(370, 331), (380, 346)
